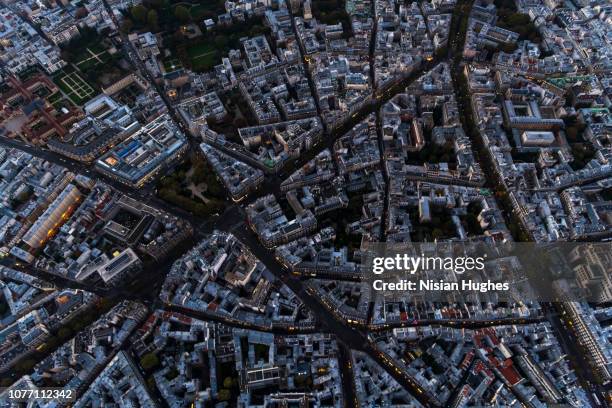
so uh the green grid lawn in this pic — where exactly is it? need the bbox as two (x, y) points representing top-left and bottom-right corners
(55, 71), (95, 105)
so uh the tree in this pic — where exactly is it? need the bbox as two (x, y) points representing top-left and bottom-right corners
(248, 25), (267, 37)
(15, 359), (37, 373)
(58, 327), (73, 340)
(60, 48), (74, 62)
(173, 28), (186, 42)
(465, 213), (481, 235)
(191, 160), (207, 185)
(232, 117), (247, 128)
(75, 7), (89, 19)
(218, 389), (231, 401)
(223, 377), (235, 389)
(144, 0), (164, 8)
(432, 228), (444, 240)
(147, 9), (159, 31)
(435, 45), (448, 60)
(205, 176), (225, 198)
(214, 35), (229, 49)
(295, 374), (307, 386)
(70, 318), (86, 332)
(140, 353), (160, 371)
(120, 18), (134, 34)
(165, 368), (179, 380)
(433, 105), (443, 126)
(174, 5), (191, 23)
(566, 126), (579, 142)
(495, 0), (518, 12)
(146, 376), (156, 391)
(45, 335), (60, 349)
(131, 5), (148, 25)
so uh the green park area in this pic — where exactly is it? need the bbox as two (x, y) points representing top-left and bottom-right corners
(124, 0), (269, 73)
(61, 27), (115, 72)
(494, 0), (541, 43)
(408, 202), (483, 242)
(188, 1), (227, 20)
(563, 116), (596, 170)
(156, 152), (227, 217)
(123, 0), (226, 33)
(187, 43), (218, 72)
(311, 0), (351, 35)
(323, 193), (365, 251)
(60, 27), (126, 89)
(53, 68), (96, 105)
(570, 143), (596, 170)
(74, 42), (112, 70)
(406, 142), (456, 166)
(168, 17), (269, 72)
(125, 0), (225, 31)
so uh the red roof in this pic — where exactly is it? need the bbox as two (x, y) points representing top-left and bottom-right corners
(499, 362), (521, 386)
(460, 351), (474, 369)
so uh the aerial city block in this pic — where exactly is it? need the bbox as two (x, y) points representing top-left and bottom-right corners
(0, 0), (609, 406)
